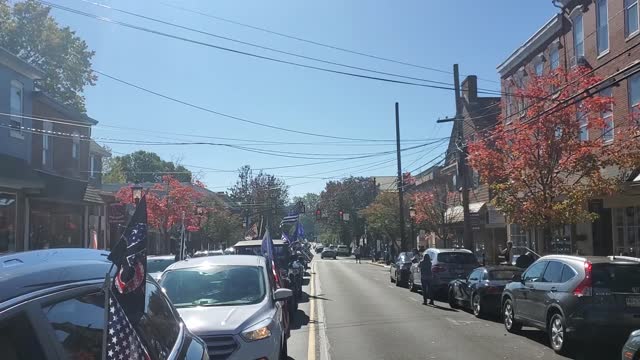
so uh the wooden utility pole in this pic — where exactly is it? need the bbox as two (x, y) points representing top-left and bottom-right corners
(395, 102), (407, 252)
(437, 64), (474, 251)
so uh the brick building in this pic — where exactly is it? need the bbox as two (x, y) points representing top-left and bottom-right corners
(497, 0), (640, 256)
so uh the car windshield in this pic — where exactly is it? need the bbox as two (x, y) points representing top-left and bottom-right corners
(592, 264), (640, 292)
(160, 265), (266, 308)
(147, 258), (174, 273)
(437, 253), (477, 264)
(489, 270), (521, 281)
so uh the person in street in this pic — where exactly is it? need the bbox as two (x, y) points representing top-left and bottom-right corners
(419, 253), (434, 305)
(500, 240), (513, 265)
(411, 248), (420, 262)
(354, 245), (361, 263)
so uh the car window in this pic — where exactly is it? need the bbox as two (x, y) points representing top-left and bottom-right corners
(437, 252), (477, 264)
(468, 269), (481, 281)
(560, 265), (576, 283)
(43, 292), (104, 360)
(542, 261), (563, 283)
(43, 282), (180, 360)
(482, 271), (489, 281)
(592, 264), (640, 292)
(0, 313), (46, 360)
(489, 270), (522, 281)
(523, 261), (547, 282)
(137, 281), (181, 359)
(147, 258), (175, 273)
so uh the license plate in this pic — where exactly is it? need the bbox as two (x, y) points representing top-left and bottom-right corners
(626, 296), (640, 307)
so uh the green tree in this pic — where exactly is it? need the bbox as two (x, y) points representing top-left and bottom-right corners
(201, 197), (243, 250)
(361, 192), (409, 251)
(229, 165), (289, 237)
(290, 193), (320, 240)
(0, 0), (97, 113)
(103, 150), (192, 183)
(318, 177), (378, 246)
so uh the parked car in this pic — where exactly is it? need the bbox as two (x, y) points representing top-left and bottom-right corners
(315, 244), (324, 253)
(410, 248), (479, 295)
(623, 329), (640, 360)
(390, 252), (413, 287)
(321, 247), (337, 259)
(447, 265), (523, 317)
(160, 255), (292, 360)
(336, 245), (350, 256)
(148, 254), (177, 280)
(0, 249), (209, 360)
(502, 255), (640, 354)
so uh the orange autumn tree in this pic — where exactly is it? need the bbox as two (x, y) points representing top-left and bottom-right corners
(468, 67), (640, 252)
(117, 175), (207, 251)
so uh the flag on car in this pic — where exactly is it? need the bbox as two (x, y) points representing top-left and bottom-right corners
(293, 221), (305, 241)
(103, 195), (150, 359)
(282, 232), (290, 244)
(261, 229), (274, 260)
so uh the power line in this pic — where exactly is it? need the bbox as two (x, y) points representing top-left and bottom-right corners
(155, 0), (501, 85)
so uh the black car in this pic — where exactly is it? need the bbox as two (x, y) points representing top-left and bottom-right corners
(0, 249), (209, 360)
(448, 265), (522, 317)
(390, 252), (413, 287)
(502, 255), (640, 354)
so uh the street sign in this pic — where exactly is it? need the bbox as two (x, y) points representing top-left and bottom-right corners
(343, 213), (350, 221)
(108, 204), (126, 224)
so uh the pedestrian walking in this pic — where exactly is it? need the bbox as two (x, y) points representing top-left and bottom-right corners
(354, 245), (361, 263)
(499, 240), (513, 265)
(420, 253), (435, 305)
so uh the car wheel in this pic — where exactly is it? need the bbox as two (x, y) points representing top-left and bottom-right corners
(503, 299), (522, 333)
(549, 313), (570, 354)
(472, 293), (483, 317)
(448, 289), (459, 309)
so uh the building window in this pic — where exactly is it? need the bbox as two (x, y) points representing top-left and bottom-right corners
(9, 80), (23, 139)
(534, 61), (544, 76)
(42, 121), (52, 166)
(596, 0), (609, 55)
(578, 102), (588, 141)
(89, 155), (96, 177)
(0, 193), (17, 252)
(601, 87), (614, 142)
(550, 47), (560, 70)
(71, 131), (80, 159)
(572, 11), (585, 60)
(509, 223), (528, 248)
(613, 207), (640, 256)
(626, 0), (639, 37)
(630, 73), (640, 114)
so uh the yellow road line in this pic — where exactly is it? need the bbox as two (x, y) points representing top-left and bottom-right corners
(307, 261), (316, 360)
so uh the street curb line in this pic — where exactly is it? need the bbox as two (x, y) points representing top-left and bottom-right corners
(307, 262), (316, 360)
(368, 262), (388, 268)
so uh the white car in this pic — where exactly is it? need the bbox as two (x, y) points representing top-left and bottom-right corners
(147, 255), (176, 281)
(160, 255), (292, 360)
(336, 245), (350, 256)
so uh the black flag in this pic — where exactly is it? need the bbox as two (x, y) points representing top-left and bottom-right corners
(107, 195), (148, 323)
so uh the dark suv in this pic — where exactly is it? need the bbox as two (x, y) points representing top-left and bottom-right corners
(0, 249), (209, 360)
(502, 255), (640, 354)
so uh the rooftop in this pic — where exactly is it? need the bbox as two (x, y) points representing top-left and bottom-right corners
(165, 254), (265, 271)
(0, 47), (44, 80)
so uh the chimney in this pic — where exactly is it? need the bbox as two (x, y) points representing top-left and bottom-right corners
(461, 75), (478, 102)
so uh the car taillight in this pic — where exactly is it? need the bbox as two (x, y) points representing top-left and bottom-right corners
(432, 265), (446, 273)
(573, 261), (592, 297)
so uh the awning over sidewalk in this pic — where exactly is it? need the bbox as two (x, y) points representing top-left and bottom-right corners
(445, 202), (485, 223)
(0, 154), (44, 190)
(34, 171), (105, 205)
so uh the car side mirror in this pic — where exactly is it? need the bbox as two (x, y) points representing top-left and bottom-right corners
(512, 273), (522, 282)
(274, 288), (293, 301)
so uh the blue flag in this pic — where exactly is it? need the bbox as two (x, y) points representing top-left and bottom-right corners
(296, 221), (305, 240)
(282, 232), (290, 244)
(261, 229), (274, 260)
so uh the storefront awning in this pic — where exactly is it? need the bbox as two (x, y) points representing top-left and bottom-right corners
(0, 154), (44, 190)
(34, 171), (103, 204)
(444, 202), (485, 223)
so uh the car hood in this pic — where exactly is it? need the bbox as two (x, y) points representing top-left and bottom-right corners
(177, 301), (273, 336)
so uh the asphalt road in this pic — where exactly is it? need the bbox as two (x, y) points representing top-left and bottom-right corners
(287, 256), (625, 360)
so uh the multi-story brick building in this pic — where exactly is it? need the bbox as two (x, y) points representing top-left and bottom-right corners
(497, 0), (640, 256)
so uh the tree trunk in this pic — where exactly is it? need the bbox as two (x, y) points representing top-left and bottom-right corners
(543, 225), (551, 255)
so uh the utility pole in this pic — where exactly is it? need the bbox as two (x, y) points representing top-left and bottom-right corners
(395, 102), (407, 252)
(437, 64), (474, 251)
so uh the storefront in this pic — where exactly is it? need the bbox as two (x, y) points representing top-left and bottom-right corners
(0, 192), (17, 252)
(29, 200), (84, 249)
(605, 182), (640, 256)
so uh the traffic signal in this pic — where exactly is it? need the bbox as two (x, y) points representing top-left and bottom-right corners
(315, 208), (322, 220)
(338, 209), (344, 220)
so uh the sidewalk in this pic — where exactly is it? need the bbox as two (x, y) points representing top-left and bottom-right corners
(369, 261), (390, 268)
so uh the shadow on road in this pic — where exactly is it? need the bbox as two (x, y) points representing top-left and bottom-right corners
(289, 309), (310, 330)
(515, 328), (622, 360)
(424, 303), (459, 312)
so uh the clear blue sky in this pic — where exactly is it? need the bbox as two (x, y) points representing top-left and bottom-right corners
(47, 0), (556, 197)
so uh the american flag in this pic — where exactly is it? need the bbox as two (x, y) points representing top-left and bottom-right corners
(106, 293), (150, 360)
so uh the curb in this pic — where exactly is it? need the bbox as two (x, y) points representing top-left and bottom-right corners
(369, 262), (389, 268)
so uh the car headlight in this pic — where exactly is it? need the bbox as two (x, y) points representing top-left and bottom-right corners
(241, 320), (272, 342)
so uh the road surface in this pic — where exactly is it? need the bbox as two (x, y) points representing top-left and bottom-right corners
(287, 256), (623, 360)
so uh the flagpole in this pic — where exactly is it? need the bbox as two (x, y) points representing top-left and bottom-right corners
(101, 264), (114, 359)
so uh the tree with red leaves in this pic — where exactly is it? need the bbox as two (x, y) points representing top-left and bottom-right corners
(116, 175), (207, 253)
(411, 189), (459, 248)
(468, 67), (640, 252)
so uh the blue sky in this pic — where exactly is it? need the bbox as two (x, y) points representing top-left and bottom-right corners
(46, 0), (556, 197)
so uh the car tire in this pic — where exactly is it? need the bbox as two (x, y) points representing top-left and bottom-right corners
(409, 277), (417, 292)
(549, 313), (570, 355)
(472, 293), (483, 318)
(503, 299), (522, 333)
(448, 289), (459, 309)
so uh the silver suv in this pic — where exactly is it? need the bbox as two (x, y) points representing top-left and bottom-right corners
(410, 248), (480, 295)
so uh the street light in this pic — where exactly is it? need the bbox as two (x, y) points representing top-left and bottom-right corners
(296, 200), (306, 214)
(131, 182), (143, 205)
